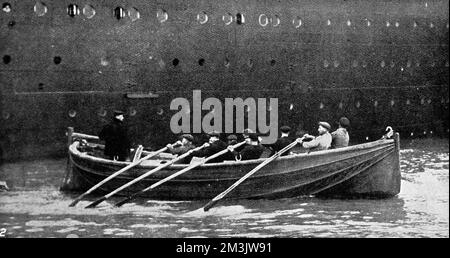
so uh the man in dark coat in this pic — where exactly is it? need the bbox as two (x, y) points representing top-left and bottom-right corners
(228, 133), (264, 161)
(223, 134), (238, 161)
(166, 134), (196, 163)
(190, 131), (228, 163)
(98, 110), (131, 161)
(266, 125), (294, 156)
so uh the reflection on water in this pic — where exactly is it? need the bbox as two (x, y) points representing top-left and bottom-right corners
(0, 138), (448, 238)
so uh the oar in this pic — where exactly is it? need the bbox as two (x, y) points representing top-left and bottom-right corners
(114, 141), (247, 207)
(85, 144), (205, 208)
(203, 138), (301, 212)
(69, 144), (173, 207)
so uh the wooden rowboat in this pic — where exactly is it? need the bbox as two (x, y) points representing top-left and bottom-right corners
(62, 130), (401, 200)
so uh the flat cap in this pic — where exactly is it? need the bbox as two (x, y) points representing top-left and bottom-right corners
(248, 133), (259, 141)
(318, 121), (331, 131)
(339, 117), (350, 128)
(280, 125), (291, 133)
(227, 134), (238, 141)
(113, 110), (125, 116)
(207, 130), (221, 137)
(181, 134), (194, 142)
(242, 128), (254, 137)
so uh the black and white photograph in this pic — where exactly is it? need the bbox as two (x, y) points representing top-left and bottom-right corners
(0, 0), (448, 242)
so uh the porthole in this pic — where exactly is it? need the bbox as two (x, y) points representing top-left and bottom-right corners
(198, 58), (205, 66)
(157, 9), (168, 23)
(236, 13), (244, 25)
(3, 55), (11, 64)
(157, 108), (164, 115)
(53, 56), (61, 64)
(34, 1), (47, 16)
(172, 58), (179, 67)
(2, 2), (11, 12)
(67, 4), (80, 17)
(259, 14), (268, 27)
(323, 60), (329, 68)
(114, 7), (126, 20)
(197, 11), (208, 24)
(128, 7), (140, 22)
(2, 111), (10, 120)
(8, 20), (14, 27)
(273, 15), (281, 27)
(223, 13), (233, 25)
(158, 59), (165, 69)
(293, 17), (302, 28)
(129, 108), (137, 116)
(68, 110), (77, 118)
(247, 59), (253, 68)
(98, 108), (107, 117)
(83, 5), (95, 19)
(224, 58), (230, 68)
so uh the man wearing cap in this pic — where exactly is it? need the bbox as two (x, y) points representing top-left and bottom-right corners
(300, 121), (332, 152)
(98, 110), (131, 161)
(223, 135), (238, 161)
(331, 117), (350, 149)
(166, 134), (196, 163)
(228, 133), (264, 161)
(190, 131), (228, 163)
(266, 125), (294, 156)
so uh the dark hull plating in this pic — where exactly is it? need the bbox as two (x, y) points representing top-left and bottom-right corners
(0, 0), (448, 161)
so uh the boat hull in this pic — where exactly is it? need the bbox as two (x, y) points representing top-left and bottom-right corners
(62, 133), (401, 200)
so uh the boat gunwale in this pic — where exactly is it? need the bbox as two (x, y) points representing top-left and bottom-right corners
(68, 137), (395, 169)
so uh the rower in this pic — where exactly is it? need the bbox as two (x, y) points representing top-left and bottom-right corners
(223, 134), (238, 161)
(331, 117), (350, 149)
(227, 133), (264, 161)
(266, 125), (294, 156)
(190, 131), (228, 163)
(166, 134), (196, 163)
(300, 121), (332, 152)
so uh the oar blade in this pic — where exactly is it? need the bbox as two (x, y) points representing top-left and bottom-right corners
(114, 195), (134, 207)
(85, 196), (107, 209)
(68, 195), (85, 207)
(203, 200), (218, 212)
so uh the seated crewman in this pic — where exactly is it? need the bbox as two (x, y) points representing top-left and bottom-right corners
(166, 134), (196, 162)
(228, 133), (264, 161)
(266, 125), (294, 156)
(190, 131), (228, 163)
(300, 121), (332, 152)
(331, 117), (350, 149)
